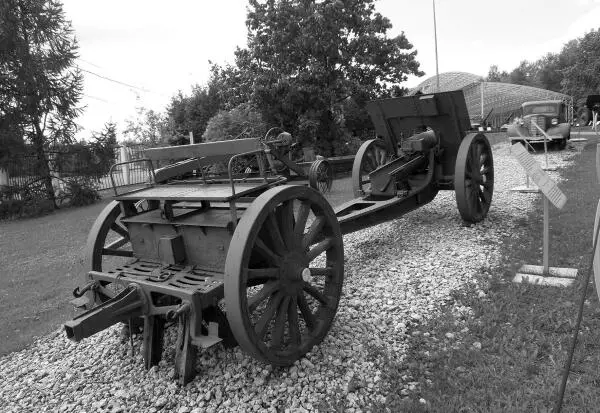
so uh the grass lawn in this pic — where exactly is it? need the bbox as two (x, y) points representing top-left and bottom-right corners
(375, 135), (600, 412)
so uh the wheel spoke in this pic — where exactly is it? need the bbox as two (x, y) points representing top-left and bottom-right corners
(265, 214), (286, 256)
(471, 144), (481, 172)
(101, 248), (133, 257)
(254, 291), (284, 338)
(271, 296), (290, 349)
(248, 281), (280, 313)
(105, 236), (129, 250)
(254, 236), (281, 266)
(479, 187), (492, 205)
(302, 216), (326, 249)
(375, 147), (387, 165)
(309, 267), (334, 277)
(303, 282), (329, 306)
(277, 201), (295, 250)
(247, 268), (280, 282)
(110, 222), (129, 239)
(288, 296), (301, 346)
(294, 201), (311, 242)
(297, 293), (316, 331)
(366, 150), (377, 168)
(307, 237), (333, 262)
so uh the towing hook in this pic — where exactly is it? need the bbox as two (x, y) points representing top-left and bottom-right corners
(72, 282), (97, 298)
(166, 303), (191, 320)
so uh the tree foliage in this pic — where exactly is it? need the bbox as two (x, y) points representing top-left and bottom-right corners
(561, 30), (600, 100)
(0, 0), (82, 205)
(231, 0), (423, 156)
(487, 28), (600, 105)
(202, 103), (267, 143)
(123, 105), (169, 147)
(165, 62), (253, 144)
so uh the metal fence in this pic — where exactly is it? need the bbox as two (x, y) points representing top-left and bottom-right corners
(0, 144), (153, 198)
(102, 145), (153, 192)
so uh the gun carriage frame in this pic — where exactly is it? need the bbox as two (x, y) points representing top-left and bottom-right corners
(65, 90), (494, 384)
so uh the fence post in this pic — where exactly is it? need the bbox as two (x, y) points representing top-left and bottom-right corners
(0, 167), (8, 190)
(120, 146), (130, 185)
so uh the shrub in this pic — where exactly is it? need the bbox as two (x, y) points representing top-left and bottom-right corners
(56, 176), (100, 207)
(202, 103), (267, 142)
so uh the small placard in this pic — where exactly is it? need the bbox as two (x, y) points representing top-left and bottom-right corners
(593, 200), (600, 301)
(511, 143), (567, 209)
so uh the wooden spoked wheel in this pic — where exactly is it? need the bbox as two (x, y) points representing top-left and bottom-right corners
(308, 159), (333, 193)
(352, 139), (390, 197)
(454, 133), (494, 223)
(225, 185), (344, 365)
(86, 200), (155, 305)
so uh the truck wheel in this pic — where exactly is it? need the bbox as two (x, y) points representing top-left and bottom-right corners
(558, 139), (567, 150)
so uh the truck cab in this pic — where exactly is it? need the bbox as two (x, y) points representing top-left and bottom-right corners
(507, 100), (571, 149)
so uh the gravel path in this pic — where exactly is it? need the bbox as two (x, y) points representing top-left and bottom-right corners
(0, 141), (583, 413)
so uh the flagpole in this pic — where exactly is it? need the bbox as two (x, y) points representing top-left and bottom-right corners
(433, 0), (440, 92)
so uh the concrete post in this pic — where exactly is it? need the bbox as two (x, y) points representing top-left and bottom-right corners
(120, 146), (130, 185)
(189, 131), (194, 144)
(0, 167), (8, 189)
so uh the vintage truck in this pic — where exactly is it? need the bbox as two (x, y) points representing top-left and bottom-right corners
(507, 100), (571, 149)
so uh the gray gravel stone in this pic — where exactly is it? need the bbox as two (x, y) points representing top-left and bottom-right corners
(0, 141), (582, 411)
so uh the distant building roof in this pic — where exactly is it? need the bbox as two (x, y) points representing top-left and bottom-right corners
(409, 72), (572, 125)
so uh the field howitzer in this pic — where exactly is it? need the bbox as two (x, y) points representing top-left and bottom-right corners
(65, 90), (494, 385)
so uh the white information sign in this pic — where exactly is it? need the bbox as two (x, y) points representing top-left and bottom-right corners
(511, 143), (567, 209)
(594, 200), (600, 300)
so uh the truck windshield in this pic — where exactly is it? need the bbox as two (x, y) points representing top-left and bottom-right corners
(523, 104), (559, 115)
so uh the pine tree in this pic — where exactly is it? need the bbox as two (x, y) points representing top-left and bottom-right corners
(0, 0), (83, 206)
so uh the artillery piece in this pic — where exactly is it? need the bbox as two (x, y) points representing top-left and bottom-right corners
(64, 90), (494, 385)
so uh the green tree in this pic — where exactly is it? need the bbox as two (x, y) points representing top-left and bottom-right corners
(123, 105), (169, 146)
(0, 119), (25, 169)
(486, 65), (510, 83)
(508, 60), (541, 88)
(166, 85), (220, 145)
(166, 62), (253, 145)
(561, 30), (600, 100)
(202, 103), (267, 143)
(236, 0), (423, 156)
(89, 122), (117, 175)
(0, 0), (83, 206)
(535, 53), (563, 93)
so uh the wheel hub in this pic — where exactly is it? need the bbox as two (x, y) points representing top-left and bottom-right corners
(279, 252), (309, 294)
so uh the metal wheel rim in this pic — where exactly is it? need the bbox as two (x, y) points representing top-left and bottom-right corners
(454, 134), (494, 223)
(225, 185), (344, 365)
(308, 160), (333, 193)
(352, 139), (389, 197)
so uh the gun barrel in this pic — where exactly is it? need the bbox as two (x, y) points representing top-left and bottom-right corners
(64, 285), (145, 342)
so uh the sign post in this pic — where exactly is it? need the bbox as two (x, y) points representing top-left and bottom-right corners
(510, 143), (578, 286)
(531, 120), (557, 171)
(510, 128), (540, 193)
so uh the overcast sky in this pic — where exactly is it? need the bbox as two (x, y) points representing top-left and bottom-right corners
(60, 0), (600, 140)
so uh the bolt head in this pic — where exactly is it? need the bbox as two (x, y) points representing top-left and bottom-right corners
(301, 268), (312, 282)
